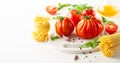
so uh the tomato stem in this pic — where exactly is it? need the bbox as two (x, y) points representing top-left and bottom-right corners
(85, 16), (91, 20)
(76, 11), (81, 14)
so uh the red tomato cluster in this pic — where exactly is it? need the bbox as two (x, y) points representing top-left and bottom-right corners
(66, 9), (95, 26)
(46, 5), (105, 39)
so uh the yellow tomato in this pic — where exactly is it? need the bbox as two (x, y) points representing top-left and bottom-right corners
(98, 5), (118, 17)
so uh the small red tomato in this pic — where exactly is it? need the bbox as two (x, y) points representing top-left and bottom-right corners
(67, 9), (82, 26)
(105, 23), (118, 34)
(46, 6), (58, 15)
(83, 9), (95, 16)
(55, 17), (74, 37)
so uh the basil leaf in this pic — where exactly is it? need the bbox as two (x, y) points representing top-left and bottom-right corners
(52, 16), (64, 20)
(58, 3), (71, 10)
(50, 36), (60, 41)
(102, 17), (107, 23)
(79, 38), (100, 49)
(70, 4), (93, 12)
(79, 41), (92, 48)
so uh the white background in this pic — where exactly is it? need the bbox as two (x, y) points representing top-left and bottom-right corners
(0, 0), (120, 63)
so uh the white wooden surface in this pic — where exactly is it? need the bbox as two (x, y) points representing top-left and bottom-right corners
(0, 0), (120, 63)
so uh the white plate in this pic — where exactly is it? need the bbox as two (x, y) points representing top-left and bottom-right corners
(48, 35), (100, 54)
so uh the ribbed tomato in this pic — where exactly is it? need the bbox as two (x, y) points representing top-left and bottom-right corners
(55, 17), (74, 37)
(67, 9), (82, 26)
(84, 8), (95, 16)
(76, 16), (104, 39)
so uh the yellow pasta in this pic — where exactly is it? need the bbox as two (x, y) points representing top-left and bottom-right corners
(99, 32), (120, 57)
(33, 15), (50, 42)
(33, 32), (48, 42)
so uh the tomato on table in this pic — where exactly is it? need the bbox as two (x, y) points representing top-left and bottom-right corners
(105, 23), (118, 34)
(76, 16), (104, 39)
(67, 9), (82, 26)
(46, 6), (58, 15)
(55, 17), (74, 37)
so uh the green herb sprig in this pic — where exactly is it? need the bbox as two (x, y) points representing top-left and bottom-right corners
(52, 16), (64, 20)
(58, 3), (72, 10)
(51, 36), (60, 41)
(79, 38), (100, 49)
(69, 4), (93, 12)
(102, 17), (114, 24)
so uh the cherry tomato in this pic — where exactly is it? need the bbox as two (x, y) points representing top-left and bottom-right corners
(55, 17), (74, 37)
(67, 9), (82, 26)
(76, 16), (104, 39)
(105, 23), (118, 34)
(46, 6), (58, 15)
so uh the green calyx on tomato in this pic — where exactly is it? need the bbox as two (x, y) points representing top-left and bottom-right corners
(85, 16), (91, 20)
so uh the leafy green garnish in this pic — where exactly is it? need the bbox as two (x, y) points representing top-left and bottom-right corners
(58, 3), (71, 10)
(102, 17), (107, 23)
(79, 38), (100, 49)
(70, 4), (93, 12)
(52, 16), (64, 20)
(102, 17), (115, 24)
(51, 36), (60, 41)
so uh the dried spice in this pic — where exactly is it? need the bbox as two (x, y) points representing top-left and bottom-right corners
(82, 52), (86, 54)
(80, 48), (82, 50)
(89, 51), (92, 54)
(74, 55), (79, 61)
(81, 41), (83, 43)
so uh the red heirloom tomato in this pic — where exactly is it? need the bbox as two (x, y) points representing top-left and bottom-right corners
(85, 9), (95, 16)
(83, 8), (95, 16)
(46, 6), (58, 15)
(105, 23), (118, 34)
(55, 17), (74, 37)
(76, 16), (104, 39)
(67, 9), (82, 26)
